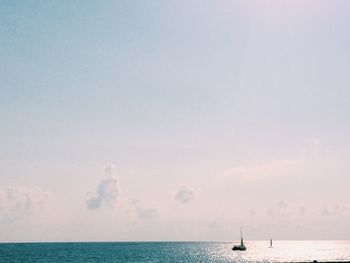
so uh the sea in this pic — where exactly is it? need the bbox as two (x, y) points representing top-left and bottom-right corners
(0, 241), (349, 263)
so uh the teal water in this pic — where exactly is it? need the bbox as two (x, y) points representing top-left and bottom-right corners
(0, 241), (350, 263)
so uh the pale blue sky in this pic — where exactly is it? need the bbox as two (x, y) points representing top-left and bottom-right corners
(1, 0), (350, 241)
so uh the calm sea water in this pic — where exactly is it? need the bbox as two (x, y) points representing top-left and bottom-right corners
(0, 241), (349, 263)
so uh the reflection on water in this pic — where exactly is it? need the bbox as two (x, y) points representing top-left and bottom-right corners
(215, 241), (350, 262)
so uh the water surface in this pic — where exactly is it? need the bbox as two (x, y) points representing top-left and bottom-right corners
(0, 241), (349, 262)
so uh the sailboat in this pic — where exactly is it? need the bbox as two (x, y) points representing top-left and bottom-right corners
(232, 228), (247, 251)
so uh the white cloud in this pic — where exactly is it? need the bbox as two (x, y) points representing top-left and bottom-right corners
(0, 185), (50, 222)
(174, 185), (195, 204)
(225, 159), (296, 180)
(85, 165), (159, 222)
(86, 165), (120, 210)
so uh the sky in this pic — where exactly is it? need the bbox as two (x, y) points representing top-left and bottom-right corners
(1, 0), (350, 242)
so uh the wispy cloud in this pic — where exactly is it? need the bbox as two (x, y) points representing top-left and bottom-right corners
(131, 200), (158, 219)
(174, 185), (195, 204)
(225, 160), (296, 180)
(267, 201), (309, 218)
(298, 205), (306, 216)
(225, 138), (321, 182)
(321, 203), (347, 216)
(249, 209), (257, 217)
(267, 201), (289, 217)
(0, 185), (50, 222)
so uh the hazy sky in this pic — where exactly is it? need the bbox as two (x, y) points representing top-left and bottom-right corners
(1, 0), (350, 242)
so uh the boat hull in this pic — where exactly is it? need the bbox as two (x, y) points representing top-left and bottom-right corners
(232, 246), (246, 251)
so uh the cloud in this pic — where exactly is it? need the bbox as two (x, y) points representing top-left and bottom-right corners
(130, 200), (158, 219)
(267, 202), (310, 218)
(321, 203), (347, 216)
(103, 164), (117, 176)
(225, 139), (320, 182)
(249, 209), (256, 217)
(86, 165), (120, 210)
(85, 165), (159, 221)
(298, 205), (306, 216)
(135, 206), (158, 219)
(225, 160), (295, 180)
(0, 185), (50, 222)
(174, 185), (195, 204)
(267, 201), (289, 217)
